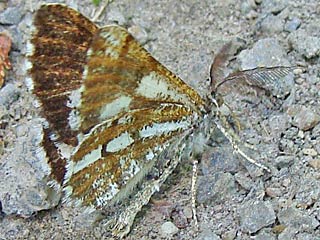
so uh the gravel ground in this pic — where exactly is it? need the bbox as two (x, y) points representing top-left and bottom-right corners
(0, 0), (320, 239)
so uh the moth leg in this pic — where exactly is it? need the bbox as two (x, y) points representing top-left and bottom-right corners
(218, 112), (257, 151)
(109, 178), (162, 238)
(220, 99), (242, 132)
(105, 137), (188, 238)
(191, 159), (199, 231)
(214, 116), (270, 172)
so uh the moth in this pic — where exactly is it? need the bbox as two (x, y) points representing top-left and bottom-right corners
(27, 4), (292, 238)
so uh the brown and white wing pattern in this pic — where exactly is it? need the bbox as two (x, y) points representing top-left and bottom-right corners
(28, 4), (99, 184)
(28, 4), (206, 214)
(75, 25), (206, 133)
(64, 24), (206, 211)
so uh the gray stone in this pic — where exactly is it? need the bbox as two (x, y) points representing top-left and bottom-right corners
(261, 0), (288, 14)
(221, 230), (237, 240)
(295, 178), (320, 208)
(0, 218), (27, 239)
(284, 17), (301, 32)
(267, 114), (291, 138)
(197, 172), (237, 205)
(278, 207), (320, 231)
(160, 221), (179, 237)
(278, 226), (298, 240)
(237, 38), (293, 98)
(265, 187), (282, 198)
(0, 119), (61, 217)
(238, 200), (276, 233)
(238, 38), (290, 69)
(283, 127), (299, 139)
(291, 106), (320, 131)
(295, 233), (317, 240)
(254, 230), (276, 240)
(0, 7), (24, 25)
(289, 30), (320, 59)
(278, 139), (297, 155)
(7, 26), (23, 51)
(274, 155), (295, 169)
(0, 83), (21, 108)
(234, 172), (254, 190)
(312, 123), (320, 138)
(106, 9), (126, 25)
(196, 229), (221, 240)
(260, 14), (284, 34)
(240, 1), (256, 15)
(200, 146), (240, 176)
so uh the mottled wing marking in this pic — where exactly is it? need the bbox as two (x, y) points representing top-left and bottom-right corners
(0, 32), (12, 88)
(63, 25), (206, 209)
(28, 4), (98, 183)
(77, 26), (205, 132)
(62, 24), (206, 209)
(65, 104), (195, 209)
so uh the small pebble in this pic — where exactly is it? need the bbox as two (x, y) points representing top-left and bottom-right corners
(297, 130), (304, 139)
(197, 172), (236, 205)
(234, 172), (254, 190)
(0, 6), (23, 25)
(302, 148), (318, 157)
(294, 77), (304, 84)
(238, 201), (276, 233)
(254, 231), (277, 240)
(260, 14), (284, 34)
(293, 68), (303, 75)
(308, 159), (320, 169)
(292, 106), (320, 131)
(196, 229), (221, 240)
(266, 187), (282, 198)
(274, 156), (294, 169)
(284, 17), (301, 32)
(289, 30), (320, 59)
(282, 178), (291, 187)
(183, 207), (193, 220)
(160, 221), (179, 237)
(278, 207), (320, 231)
(221, 230), (237, 240)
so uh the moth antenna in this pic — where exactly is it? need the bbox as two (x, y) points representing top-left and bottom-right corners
(210, 41), (233, 92)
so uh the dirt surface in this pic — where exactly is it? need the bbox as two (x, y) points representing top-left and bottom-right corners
(0, 0), (320, 239)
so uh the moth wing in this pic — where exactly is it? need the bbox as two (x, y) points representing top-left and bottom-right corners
(64, 24), (206, 210)
(76, 25), (206, 133)
(28, 4), (99, 183)
(64, 104), (195, 210)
